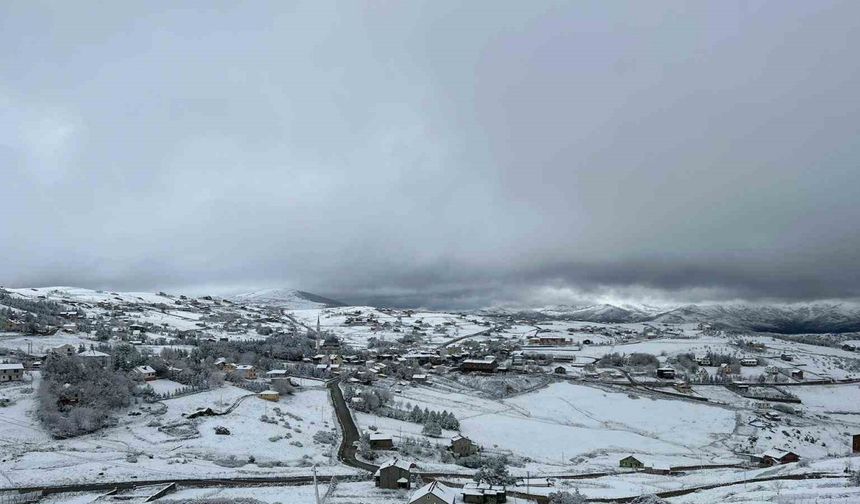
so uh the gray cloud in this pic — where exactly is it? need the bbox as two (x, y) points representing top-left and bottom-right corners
(2, 1), (860, 309)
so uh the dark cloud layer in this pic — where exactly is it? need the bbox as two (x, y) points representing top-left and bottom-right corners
(2, 1), (860, 308)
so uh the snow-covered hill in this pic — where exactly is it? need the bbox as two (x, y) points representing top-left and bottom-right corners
(483, 301), (860, 333)
(230, 288), (345, 309)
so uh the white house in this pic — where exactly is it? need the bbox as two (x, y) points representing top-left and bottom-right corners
(134, 365), (156, 381)
(0, 363), (24, 382)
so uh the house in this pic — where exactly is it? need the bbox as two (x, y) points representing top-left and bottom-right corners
(450, 435), (478, 457)
(214, 358), (227, 369)
(790, 369), (804, 380)
(134, 365), (156, 381)
(78, 349), (110, 367)
(374, 458), (415, 489)
(265, 369), (289, 380)
(52, 344), (78, 357)
(780, 353), (794, 362)
(409, 481), (456, 504)
(462, 482), (507, 503)
(852, 434), (860, 453)
(461, 358), (498, 373)
(656, 367), (676, 379)
(369, 433), (394, 450)
(619, 455), (644, 469)
(129, 323), (147, 334)
(554, 366), (567, 375)
(233, 365), (257, 380)
(0, 363), (24, 382)
(696, 356), (712, 366)
(527, 336), (571, 346)
(258, 390), (279, 402)
(740, 358), (759, 366)
(411, 374), (428, 383)
(760, 450), (800, 466)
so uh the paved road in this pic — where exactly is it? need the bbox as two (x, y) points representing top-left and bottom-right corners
(326, 379), (379, 473)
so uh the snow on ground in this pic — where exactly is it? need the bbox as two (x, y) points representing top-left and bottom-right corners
(146, 379), (186, 395)
(288, 307), (493, 349)
(0, 385), (356, 488)
(356, 380), (739, 473)
(0, 332), (92, 354)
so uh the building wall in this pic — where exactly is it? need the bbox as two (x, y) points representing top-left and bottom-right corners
(410, 494), (448, 504)
(376, 467), (410, 489)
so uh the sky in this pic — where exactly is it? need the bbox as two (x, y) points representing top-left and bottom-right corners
(2, 1), (860, 309)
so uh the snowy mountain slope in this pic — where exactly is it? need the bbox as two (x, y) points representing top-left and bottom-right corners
(230, 288), (345, 309)
(653, 303), (860, 333)
(482, 302), (860, 333)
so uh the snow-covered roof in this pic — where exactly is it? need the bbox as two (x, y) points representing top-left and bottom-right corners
(235, 364), (254, 370)
(409, 481), (456, 504)
(134, 365), (155, 374)
(762, 449), (795, 460)
(462, 357), (496, 364)
(374, 458), (414, 476)
(79, 349), (109, 357)
(0, 363), (24, 370)
(369, 433), (392, 441)
(266, 369), (288, 376)
(260, 390), (279, 395)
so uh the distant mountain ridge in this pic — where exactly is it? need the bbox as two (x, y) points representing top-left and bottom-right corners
(230, 288), (345, 309)
(483, 302), (860, 334)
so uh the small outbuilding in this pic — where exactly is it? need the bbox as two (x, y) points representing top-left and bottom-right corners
(852, 434), (860, 454)
(258, 390), (279, 402)
(656, 367), (676, 379)
(619, 455), (644, 469)
(553, 366), (567, 375)
(369, 433), (394, 450)
(462, 482), (507, 503)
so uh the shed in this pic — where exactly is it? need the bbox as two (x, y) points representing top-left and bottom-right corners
(656, 367), (676, 379)
(619, 455), (644, 469)
(852, 434), (860, 454)
(258, 390), (279, 402)
(369, 433), (394, 450)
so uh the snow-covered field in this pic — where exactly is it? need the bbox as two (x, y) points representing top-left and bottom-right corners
(0, 383), (354, 488)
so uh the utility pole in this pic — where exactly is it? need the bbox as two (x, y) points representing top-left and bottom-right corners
(526, 470), (530, 497)
(313, 464), (321, 504)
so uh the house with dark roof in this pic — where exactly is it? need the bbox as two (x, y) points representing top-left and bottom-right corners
(374, 458), (415, 489)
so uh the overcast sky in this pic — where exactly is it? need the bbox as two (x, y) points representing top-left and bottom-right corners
(2, 1), (860, 308)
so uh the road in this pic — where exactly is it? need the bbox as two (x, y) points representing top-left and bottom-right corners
(326, 379), (379, 472)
